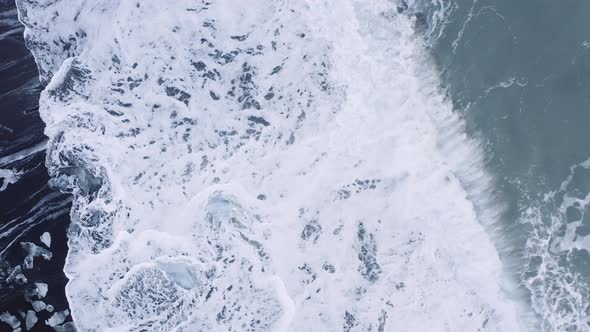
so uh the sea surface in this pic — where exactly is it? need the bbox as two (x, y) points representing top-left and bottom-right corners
(1, 0), (589, 331)
(422, 0), (590, 329)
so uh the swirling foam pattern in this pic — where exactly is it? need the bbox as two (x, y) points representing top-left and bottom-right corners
(17, 0), (529, 331)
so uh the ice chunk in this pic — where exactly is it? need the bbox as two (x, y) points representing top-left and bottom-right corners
(46, 305), (54, 313)
(0, 312), (20, 329)
(16, 0), (531, 330)
(46, 309), (69, 327)
(23, 257), (32, 270)
(25, 282), (49, 301)
(40, 232), (52, 248)
(53, 322), (76, 332)
(6, 266), (27, 284)
(157, 260), (199, 290)
(0, 168), (20, 191)
(36, 283), (48, 298)
(20, 242), (52, 269)
(31, 301), (46, 312)
(25, 310), (38, 330)
(14, 274), (27, 284)
(205, 194), (235, 230)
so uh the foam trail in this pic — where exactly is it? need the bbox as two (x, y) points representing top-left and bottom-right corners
(17, 0), (531, 330)
(0, 191), (70, 257)
(0, 140), (46, 166)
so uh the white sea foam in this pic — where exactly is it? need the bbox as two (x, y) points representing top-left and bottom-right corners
(17, 0), (531, 330)
(20, 241), (52, 269)
(519, 158), (590, 330)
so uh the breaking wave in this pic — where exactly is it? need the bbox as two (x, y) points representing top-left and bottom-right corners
(17, 0), (532, 330)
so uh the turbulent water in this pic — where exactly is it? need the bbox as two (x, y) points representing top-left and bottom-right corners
(1, 0), (589, 331)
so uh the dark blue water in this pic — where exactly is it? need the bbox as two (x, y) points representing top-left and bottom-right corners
(0, 2), (71, 331)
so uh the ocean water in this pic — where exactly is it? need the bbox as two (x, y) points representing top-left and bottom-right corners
(1, 0), (589, 331)
(0, 1), (72, 331)
(419, 0), (590, 330)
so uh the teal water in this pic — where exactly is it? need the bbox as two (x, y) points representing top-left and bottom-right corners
(414, 0), (590, 330)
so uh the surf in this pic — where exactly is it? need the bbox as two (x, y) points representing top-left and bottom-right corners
(17, 0), (531, 330)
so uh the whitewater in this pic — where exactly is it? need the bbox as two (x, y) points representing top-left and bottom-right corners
(16, 0), (533, 330)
